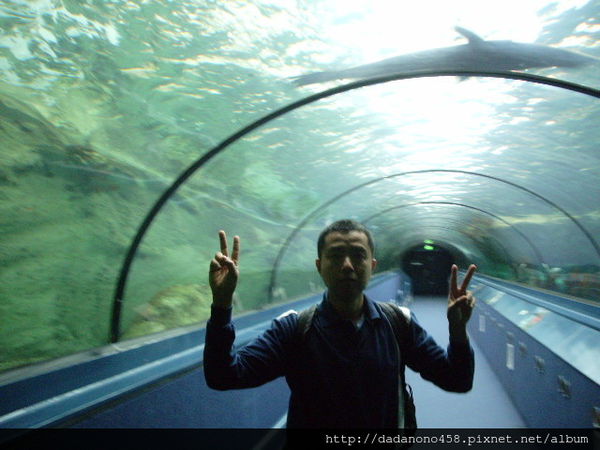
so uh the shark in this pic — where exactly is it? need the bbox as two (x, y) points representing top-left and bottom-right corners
(291, 27), (598, 86)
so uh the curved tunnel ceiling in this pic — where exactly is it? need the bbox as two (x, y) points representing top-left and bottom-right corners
(390, 223), (516, 269)
(362, 202), (544, 266)
(113, 72), (600, 342)
(268, 168), (599, 299)
(367, 218), (518, 266)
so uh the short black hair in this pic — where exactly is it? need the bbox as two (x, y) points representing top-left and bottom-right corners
(317, 219), (375, 258)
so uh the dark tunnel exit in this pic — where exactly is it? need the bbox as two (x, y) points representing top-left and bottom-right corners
(402, 242), (455, 295)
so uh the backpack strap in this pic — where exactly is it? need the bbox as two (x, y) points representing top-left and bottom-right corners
(378, 302), (417, 436)
(378, 302), (411, 352)
(296, 304), (317, 341)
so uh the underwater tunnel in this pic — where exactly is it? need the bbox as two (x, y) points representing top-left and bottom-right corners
(1, 1), (600, 445)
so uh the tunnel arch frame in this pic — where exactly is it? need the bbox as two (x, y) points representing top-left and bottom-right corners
(111, 70), (600, 342)
(388, 223), (517, 276)
(362, 201), (545, 267)
(267, 169), (600, 302)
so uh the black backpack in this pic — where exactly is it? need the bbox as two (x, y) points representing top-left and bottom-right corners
(296, 302), (417, 437)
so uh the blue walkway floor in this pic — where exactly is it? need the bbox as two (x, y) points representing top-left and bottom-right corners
(405, 296), (526, 428)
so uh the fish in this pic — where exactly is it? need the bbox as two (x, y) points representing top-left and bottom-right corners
(291, 26), (598, 86)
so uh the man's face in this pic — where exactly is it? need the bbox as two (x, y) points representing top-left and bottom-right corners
(316, 230), (377, 297)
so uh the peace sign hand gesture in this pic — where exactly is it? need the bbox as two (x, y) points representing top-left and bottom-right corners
(209, 230), (240, 309)
(447, 264), (477, 341)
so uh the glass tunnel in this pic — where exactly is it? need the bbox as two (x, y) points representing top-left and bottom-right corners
(1, 0), (599, 432)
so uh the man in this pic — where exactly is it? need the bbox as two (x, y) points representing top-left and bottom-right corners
(204, 219), (476, 429)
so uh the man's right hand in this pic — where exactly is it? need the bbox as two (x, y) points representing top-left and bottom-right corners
(209, 230), (240, 309)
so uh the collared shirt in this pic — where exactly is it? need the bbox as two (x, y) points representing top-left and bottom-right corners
(204, 294), (474, 429)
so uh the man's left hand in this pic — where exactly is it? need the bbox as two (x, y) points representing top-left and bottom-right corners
(447, 264), (477, 333)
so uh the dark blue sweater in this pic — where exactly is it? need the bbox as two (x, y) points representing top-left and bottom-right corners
(204, 294), (474, 428)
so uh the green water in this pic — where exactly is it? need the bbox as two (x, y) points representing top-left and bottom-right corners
(1, 0), (600, 373)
